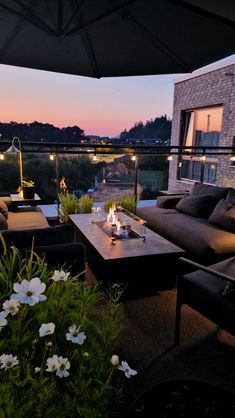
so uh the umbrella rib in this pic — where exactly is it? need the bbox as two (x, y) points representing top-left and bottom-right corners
(64, 0), (138, 37)
(64, 0), (86, 34)
(81, 33), (100, 78)
(168, 0), (235, 28)
(125, 13), (189, 71)
(0, 0), (57, 37)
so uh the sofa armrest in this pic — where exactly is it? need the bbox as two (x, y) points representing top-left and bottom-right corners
(0, 223), (75, 250)
(157, 195), (183, 209)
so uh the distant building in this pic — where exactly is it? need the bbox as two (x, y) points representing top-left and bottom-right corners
(169, 58), (235, 191)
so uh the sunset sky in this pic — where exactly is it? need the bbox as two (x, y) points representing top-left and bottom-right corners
(1, 55), (234, 138)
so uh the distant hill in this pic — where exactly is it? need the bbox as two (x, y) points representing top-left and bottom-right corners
(0, 121), (85, 143)
(120, 115), (172, 141)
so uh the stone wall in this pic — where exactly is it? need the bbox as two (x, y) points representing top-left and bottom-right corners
(169, 63), (235, 191)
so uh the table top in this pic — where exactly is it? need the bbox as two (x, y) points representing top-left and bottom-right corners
(10, 193), (41, 202)
(69, 212), (184, 261)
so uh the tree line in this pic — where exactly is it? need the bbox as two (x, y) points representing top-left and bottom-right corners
(120, 115), (172, 140)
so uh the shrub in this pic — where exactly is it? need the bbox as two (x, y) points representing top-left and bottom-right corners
(58, 191), (93, 222)
(0, 244), (137, 417)
(104, 193), (136, 214)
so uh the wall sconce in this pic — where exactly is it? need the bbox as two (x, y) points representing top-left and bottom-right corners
(0, 152), (4, 161)
(178, 161), (182, 168)
(167, 154), (173, 161)
(200, 154), (206, 162)
(230, 155), (235, 162)
(5, 136), (23, 192)
(131, 154), (136, 161)
(93, 153), (98, 161)
(49, 153), (55, 161)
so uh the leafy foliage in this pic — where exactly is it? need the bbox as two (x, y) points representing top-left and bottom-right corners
(0, 245), (126, 417)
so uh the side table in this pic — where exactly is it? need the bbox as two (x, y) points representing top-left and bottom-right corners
(10, 193), (41, 210)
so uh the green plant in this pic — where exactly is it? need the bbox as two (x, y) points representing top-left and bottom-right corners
(58, 191), (93, 222)
(78, 194), (93, 214)
(104, 193), (136, 214)
(22, 179), (35, 187)
(0, 243), (137, 417)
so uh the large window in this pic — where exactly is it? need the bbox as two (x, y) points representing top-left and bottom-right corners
(179, 106), (223, 184)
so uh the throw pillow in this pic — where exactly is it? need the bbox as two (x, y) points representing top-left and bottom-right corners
(0, 213), (8, 230)
(0, 199), (8, 219)
(226, 188), (235, 205)
(175, 194), (217, 219)
(208, 199), (235, 233)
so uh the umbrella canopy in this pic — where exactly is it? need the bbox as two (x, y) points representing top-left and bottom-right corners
(0, 0), (235, 78)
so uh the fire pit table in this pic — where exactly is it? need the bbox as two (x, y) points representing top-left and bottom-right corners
(69, 212), (185, 298)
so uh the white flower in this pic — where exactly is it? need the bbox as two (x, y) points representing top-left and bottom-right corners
(11, 277), (47, 306)
(35, 367), (41, 373)
(0, 354), (19, 370)
(0, 311), (8, 329)
(117, 361), (138, 378)
(46, 354), (70, 378)
(56, 356), (70, 378)
(3, 299), (20, 316)
(111, 354), (119, 366)
(83, 352), (89, 358)
(46, 341), (53, 347)
(46, 355), (60, 373)
(39, 323), (55, 337)
(51, 270), (70, 282)
(66, 325), (86, 345)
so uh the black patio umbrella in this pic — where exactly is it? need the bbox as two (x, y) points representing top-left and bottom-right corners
(0, 0), (235, 78)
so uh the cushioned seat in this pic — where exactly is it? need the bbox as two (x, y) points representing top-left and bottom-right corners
(175, 256), (235, 343)
(7, 207), (49, 229)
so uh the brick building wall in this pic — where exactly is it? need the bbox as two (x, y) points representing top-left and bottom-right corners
(168, 63), (235, 191)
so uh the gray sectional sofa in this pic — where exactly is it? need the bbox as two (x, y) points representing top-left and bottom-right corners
(137, 183), (235, 265)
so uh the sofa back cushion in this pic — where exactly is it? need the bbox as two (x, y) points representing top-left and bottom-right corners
(0, 223), (75, 250)
(0, 213), (8, 230)
(190, 183), (229, 199)
(0, 199), (8, 219)
(226, 188), (235, 205)
(209, 199), (235, 233)
(176, 194), (219, 219)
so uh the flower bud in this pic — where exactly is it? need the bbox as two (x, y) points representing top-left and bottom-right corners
(111, 354), (119, 366)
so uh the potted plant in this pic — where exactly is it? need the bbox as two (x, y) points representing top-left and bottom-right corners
(0, 243), (137, 417)
(22, 179), (35, 199)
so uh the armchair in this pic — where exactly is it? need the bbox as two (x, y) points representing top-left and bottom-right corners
(174, 256), (235, 345)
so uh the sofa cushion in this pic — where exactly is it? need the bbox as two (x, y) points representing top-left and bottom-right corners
(190, 182), (229, 199)
(175, 194), (218, 219)
(7, 207), (49, 230)
(0, 199), (8, 219)
(209, 199), (235, 233)
(0, 213), (8, 230)
(136, 205), (235, 264)
(226, 188), (235, 205)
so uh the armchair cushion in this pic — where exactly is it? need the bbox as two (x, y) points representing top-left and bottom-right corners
(20, 242), (86, 279)
(209, 199), (235, 233)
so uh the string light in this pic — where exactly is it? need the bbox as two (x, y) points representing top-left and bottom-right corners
(0, 153), (4, 160)
(49, 153), (55, 161)
(131, 154), (136, 161)
(167, 155), (173, 161)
